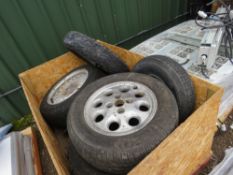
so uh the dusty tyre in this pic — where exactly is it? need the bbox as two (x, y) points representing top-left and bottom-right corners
(68, 144), (113, 175)
(40, 65), (105, 128)
(132, 55), (195, 122)
(63, 31), (129, 74)
(67, 73), (178, 174)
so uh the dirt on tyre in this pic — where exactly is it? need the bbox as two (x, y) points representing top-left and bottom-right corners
(132, 55), (195, 123)
(67, 73), (179, 174)
(40, 65), (105, 128)
(64, 31), (129, 74)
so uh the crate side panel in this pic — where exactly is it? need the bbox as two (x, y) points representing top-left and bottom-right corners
(129, 88), (223, 175)
(20, 78), (69, 175)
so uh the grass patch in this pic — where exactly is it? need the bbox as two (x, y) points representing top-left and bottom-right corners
(12, 114), (34, 131)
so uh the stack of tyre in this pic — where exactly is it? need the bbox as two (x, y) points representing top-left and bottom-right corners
(40, 31), (195, 175)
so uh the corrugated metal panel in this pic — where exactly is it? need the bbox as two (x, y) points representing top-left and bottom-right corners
(0, 0), (188, 125)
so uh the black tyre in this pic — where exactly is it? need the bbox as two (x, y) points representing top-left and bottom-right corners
(68, 144), (114, 175)
(64, 31), (129, 74)
(132, 55), (195, 122)
(40, 65), (105, 128)
(67, 73), (178, 174)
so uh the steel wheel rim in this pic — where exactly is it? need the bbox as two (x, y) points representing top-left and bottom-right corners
(84, 81), (157, 136)
(47, 68), (88, 105)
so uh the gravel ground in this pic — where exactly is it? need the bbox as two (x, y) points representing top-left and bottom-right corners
(199, 115), (233, 174)
(36, 116), (233, 175)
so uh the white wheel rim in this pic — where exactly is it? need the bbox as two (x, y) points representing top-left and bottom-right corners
(47, 68), (88, 105)
(84, 81), (157, 136)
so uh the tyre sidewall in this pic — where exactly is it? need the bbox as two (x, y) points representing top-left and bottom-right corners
(64, 31), (129, 74)
(68, 73), (178, 173)
(40, 65), (105, 128)
(132, 55), (195, 122)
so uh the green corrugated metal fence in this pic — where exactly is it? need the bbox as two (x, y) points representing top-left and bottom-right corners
(0, 0), (188, 125)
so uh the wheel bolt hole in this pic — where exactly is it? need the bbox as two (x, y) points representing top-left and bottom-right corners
(95, 102), (102, 108)
(133, 85), (138, 90)
(117, 108), (125, 114)
(115, 99), (124, 107)
(108, 122), (120, 131)
(128, 117), (140, 126)
(139, 104), (149, 112)
(105, 92), (113, 96)
(106, 103), (113, 108)
(95, 115), (104, 122)
(120, 87), (130, 93)
(135, 92), (144, 98)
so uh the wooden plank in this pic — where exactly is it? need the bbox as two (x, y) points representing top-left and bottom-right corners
(21, 127), (42, 175)
(19, 41), (223, 175)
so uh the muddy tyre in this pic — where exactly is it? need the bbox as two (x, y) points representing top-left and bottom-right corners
(40, 65), (105, 128)
(64, 31), (129, 74)
(132, 55), (195, 122)
(67, 73), (178, 174)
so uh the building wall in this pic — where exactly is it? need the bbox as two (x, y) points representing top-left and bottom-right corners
(0, 0), (188, 124)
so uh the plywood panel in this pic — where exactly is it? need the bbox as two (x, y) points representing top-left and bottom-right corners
(129, 89), (223, 175)
(19, 79), (69, 175)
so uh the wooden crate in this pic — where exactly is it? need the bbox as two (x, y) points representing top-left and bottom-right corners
(19, 42), (223, 175)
